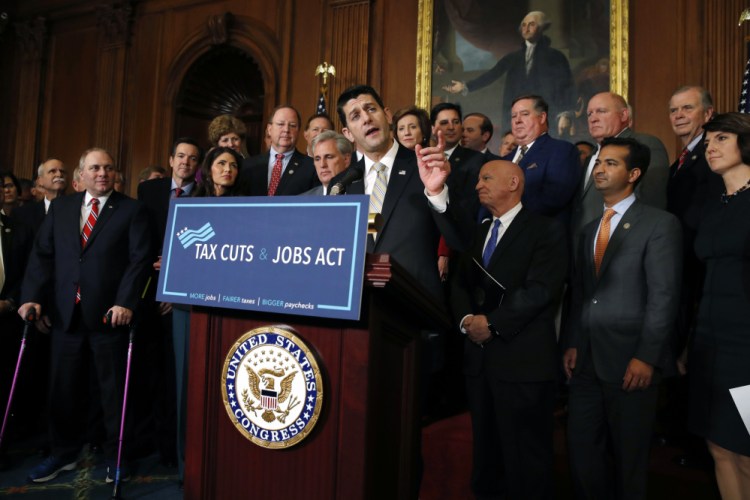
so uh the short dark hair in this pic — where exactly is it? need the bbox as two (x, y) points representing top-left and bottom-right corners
(574, 140), (596, 150)
(511, 94), (549, 115)
(703, 112), (750, 165)
(337, 85), (385, 126)
(430, 102), (463, 125)
(464, 112), (494, 141)
(194, 146), (243, 197)
(305, 113), (333, 130)
(0, 170), (22, 196)
(392, 106), (431, 148)
(170, 137), (204, 164)
(600, 136), (651, 186)
(269, 104), (302, 126)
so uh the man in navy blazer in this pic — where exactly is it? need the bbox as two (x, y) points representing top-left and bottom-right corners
(238, 104), (319, 196)
(18, 148), (151, 483)
(563, 137), (681, 499)
(503, 94), (580, 221)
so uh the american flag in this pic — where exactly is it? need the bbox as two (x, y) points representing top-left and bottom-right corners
(317, 92), (327, 115)
(740, 56), (750, 113)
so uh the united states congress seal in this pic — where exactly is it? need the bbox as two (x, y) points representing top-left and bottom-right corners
(221, 325), (323, 448)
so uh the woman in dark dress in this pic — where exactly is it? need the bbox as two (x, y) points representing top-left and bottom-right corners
(689, 112), (750, 498)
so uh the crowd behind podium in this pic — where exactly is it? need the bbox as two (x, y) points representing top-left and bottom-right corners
(0, 16), (749, 497)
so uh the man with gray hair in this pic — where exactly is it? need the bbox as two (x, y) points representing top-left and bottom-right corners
(443, 10), (575, 127)
(304, 130), (352, 195)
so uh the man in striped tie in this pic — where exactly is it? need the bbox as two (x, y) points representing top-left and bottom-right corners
(18, 147), (151, 484)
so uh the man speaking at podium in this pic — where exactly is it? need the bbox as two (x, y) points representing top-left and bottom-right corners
(334, 85), (452, 302)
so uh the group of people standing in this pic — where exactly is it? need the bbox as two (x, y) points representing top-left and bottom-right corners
(0, 78), (749, 500)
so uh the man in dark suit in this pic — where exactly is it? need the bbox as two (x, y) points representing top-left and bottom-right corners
(18, 147), (151, 483)
(238, 104), (318, 196)
(462, 112), (501, 162)
(430, 102), (484, 204)
(337, 85), (450, 301)
(443, 11), (575, 128)
(425, 158), (568, 499)
(572, 92), (670, 248)
(12, 158), (68, 235)
(563, 137), (682, 499)
(137, 137), (203, 480)
(303, 130), (352, 196)
(504, 94), (580, 221)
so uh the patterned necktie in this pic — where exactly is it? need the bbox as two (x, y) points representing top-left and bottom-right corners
(268, 153), (284, 196)
(482, 219), (501, 267)
(675, 148), (689, 174)
(594, 208), (616, 276)
(369, 162), (388, 214)
(77, 198), (100, 303)
(174, 187), (183, 198)
(515, 145), (528, 164)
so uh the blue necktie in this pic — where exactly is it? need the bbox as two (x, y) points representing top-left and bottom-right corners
(482, 219), (501, 267)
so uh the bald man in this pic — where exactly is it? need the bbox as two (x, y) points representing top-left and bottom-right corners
(421, 159), (568, 499)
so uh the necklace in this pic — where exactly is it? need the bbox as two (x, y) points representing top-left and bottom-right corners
(720, 177), (750, 204)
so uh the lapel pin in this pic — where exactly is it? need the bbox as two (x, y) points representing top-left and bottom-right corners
(398, 170), (406, 175)
(288, 169), (295, 175)
(623, 223), (631, 229)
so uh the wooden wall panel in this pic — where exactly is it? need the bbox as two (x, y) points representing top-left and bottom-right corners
(326, 0), (371, 129)
(39, 21), (99, 176)
(704, 0), (750, 115)
(629, 0), (679, 161)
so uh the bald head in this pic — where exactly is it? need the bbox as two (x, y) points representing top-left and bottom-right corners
(587, 92), (629, 143)
(475, 160), (525, 217)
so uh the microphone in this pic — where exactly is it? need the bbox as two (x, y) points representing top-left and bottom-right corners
(328, 168), (363, 195)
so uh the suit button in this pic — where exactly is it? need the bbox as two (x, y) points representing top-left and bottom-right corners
(591, 299), (598, 304)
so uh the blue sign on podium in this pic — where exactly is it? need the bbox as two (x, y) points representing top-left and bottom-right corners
(156, 196), (370, 320)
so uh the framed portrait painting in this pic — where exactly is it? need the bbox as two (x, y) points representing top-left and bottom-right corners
(416, 0), (628, 151)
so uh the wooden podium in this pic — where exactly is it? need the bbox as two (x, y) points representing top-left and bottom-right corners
(183, 254), (450, 500)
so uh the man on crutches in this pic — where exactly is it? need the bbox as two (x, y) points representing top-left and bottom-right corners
(17, 147), (151, 484)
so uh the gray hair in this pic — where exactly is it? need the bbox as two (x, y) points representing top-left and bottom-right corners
(78, 147), (115, 172)
(670, 85), (714, 110)
(520, 11), (550, 31)
(311, 130), (354, 157)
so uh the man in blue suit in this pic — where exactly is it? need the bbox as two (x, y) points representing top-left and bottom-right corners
(503, 94), (580, 221)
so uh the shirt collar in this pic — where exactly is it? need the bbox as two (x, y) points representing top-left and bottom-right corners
(84, 190), (112, 207)
(171, 178), (194, 194)
(605, 192), (636, 215)
(363, 139), (399, 172)
(686, 133), (703, 152)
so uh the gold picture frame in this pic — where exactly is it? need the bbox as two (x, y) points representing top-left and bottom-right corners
(416, 1), (628, 128)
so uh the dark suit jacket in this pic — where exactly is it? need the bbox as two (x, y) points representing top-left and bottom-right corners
(20, 191), (152, 332)
(238, 149), (318, 196)
(466, 35), (574, 120)
(504, 133), (580, 220)
(567, 201), (682, 383)
(447, 145), (483, 217)
(438, 207), (568, 382)
(344, 144), (444, 302)
(483, 150), (502, 163)
(0, 212), (22, 303)
(137, 177), (173, 257)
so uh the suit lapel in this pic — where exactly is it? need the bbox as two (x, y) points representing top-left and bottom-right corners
(597, 202), (641, 279)
(82, 192), (119, 252)
(486, 209), (529, 269)
(277, 150), (304, 193)
(376, 150), (413, 242)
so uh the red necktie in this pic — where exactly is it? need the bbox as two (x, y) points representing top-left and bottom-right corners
(174, 187), (183, 198)
(268, 154), (284, 196)
(77, 198), (100, 303)
(675, 148), (689, 174)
